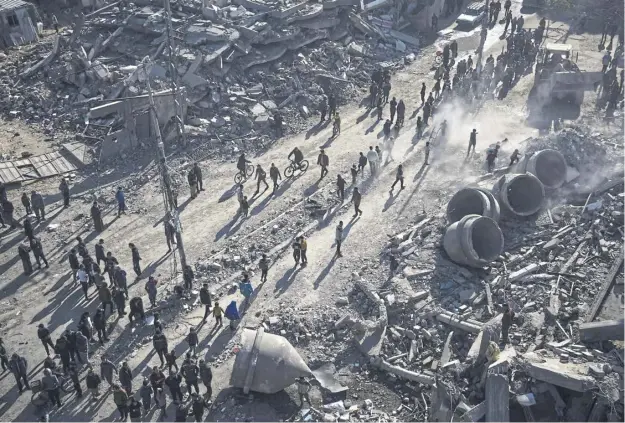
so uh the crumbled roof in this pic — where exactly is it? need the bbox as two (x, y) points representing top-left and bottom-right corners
(0, 0), (31, 14)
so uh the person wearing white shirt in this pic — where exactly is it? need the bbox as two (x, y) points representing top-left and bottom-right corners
(366, 146), (379, 176)
(77, 265), (90, 300)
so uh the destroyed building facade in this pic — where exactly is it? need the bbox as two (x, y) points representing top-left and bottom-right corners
(0, 0), (39, 47)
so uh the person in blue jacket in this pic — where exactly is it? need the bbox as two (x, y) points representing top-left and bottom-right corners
(224, 301), (240, 331)
(116, 187), (126, 216)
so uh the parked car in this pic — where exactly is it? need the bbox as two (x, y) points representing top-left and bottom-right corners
(456, 2), (486, 28)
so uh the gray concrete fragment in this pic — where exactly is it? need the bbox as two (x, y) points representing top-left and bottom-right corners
(579, 320), (624, 342)
(371, 357), (435, 386)
(436, 312), (482, 333)
(521, 352), (596, 392)
(486, 373), (509, 422)
(508, 263), (540, 282)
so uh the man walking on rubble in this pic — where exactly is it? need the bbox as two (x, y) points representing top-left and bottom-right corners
(254, 164), (269, 195)
(193, 162), (203, 192)
(317, 149), (329, 180)
(467, 129), (478, 157)
(188, 168), (198, 200)
(269, 163), (281, 194)
(59, 178), (70, 207)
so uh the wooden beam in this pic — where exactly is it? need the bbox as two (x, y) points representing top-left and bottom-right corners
(586, 247), (624, 323)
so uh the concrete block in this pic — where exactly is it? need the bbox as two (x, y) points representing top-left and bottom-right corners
(509, 263), (540, 282)
(522, 352), (596, 392)
(578, 319), (624, 342)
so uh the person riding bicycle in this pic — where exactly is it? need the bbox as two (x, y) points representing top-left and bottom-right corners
(237, 154), (251, 177)
(288, 147), (304, 170)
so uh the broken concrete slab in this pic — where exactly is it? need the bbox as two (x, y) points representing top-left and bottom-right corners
(388, 29), (420, 47)
(521, 352), (597, 392)
(22, 36), (61, 79)
(578, 319), (624, 342)
(185, 25), (230, 45)
(459, 401), (486, 422)
(371, 357), (435, 386)
(509, 263), (541, 282)
(486, 373), (509, 422)
(297, 16), (341, 30)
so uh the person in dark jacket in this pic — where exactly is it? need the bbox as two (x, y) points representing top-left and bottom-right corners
(175, 399), (192, 422)
(30, 237), (49, 268)
(31, 190), (45, 221)
(59, 178), (70, 207)
(75, 330), (89, 364)
(18, 242), (32, 275)
(94, 239), (106, 267)
(65, 329), (79, 364)
(181, 355), (200, 394)
(165, 370), (183, 404)
(8, 353), (29, 392)
(93, 308), (108, 344)
(199, 359), (212, 399)
(164, 213), (176, 252)
(186, 328), (199, 357)
(153, 330), (168, 367)
(98, 282), (114, 318)
(129, 397), (142, 422)
(165, 349), (179, 374)
(68, 248), (80, 284)
(114, 266), (129, 298)
(86, 367), (102, 399)
(187, 169), (198, 200)
(119, 361), (133, 394)
(0, 337), (9, 371)
(139, 379), (153, 412)
(149, 367), (166, 404)
(37, 324), (55, 356)
(115, 187), (126, 216)
(91, 201), (105, 232)
(23, 217), (34, 240)
(129, 243), (142, 277)
(129, 297), (145, 325)
(501, 303), (515, 344)
(113, 286), (127, 317)
(183, 265), (194, 291)
(21, 192), (31, 215)
(2, 199), (19, 228)
(68, 362), (82, 398)
(191, 392), (209, 422)
(193, 163), (203, 191)
(199, 284), (211, 321)
(112, 384), (129, 420)
(55, 334), (71, 374)
(100, 355), (118, 386)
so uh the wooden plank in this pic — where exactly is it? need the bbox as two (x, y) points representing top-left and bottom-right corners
(28, 155), (56, 178)
(0, 161), (24, 184)
(484, 282), (493, 315)
(586, 248), (624, 323)
(49, 152), (76, 174)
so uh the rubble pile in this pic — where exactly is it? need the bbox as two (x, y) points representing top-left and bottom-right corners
(3, 0), (425, 159)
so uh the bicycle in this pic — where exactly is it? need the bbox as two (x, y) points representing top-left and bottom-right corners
(432, 50), (443, 68)
(30, 374), (75, 406)
(233, 164), (254, 184)
(284, 160), (309, 178)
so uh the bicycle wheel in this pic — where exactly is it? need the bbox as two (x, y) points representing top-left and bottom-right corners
(61, 377), (75, 393)
(284, 164), (294, 178)
(234, 173), (243, 184)
(299, 160), (309, 172)
(246, 164), (254, 178)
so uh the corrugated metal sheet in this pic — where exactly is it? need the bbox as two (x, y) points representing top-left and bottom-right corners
(0, 0), (30, 14)
(0, 161), (23, 184)
(0, 150), (79, 184)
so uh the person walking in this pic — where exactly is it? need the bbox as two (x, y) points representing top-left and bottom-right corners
(183, 265), (194, 291)
(254, 164), (269, 195)
(350, 164), (358, 185)
(145, 276), (158, 308)
(140, 379), (153, 413)
(317, 149), (329, 179)
(186, 328), (199, 357)
(191, 392), (210, 422)
(113, 384), (130, 421)
(486, 144), (500, 172)
(300, 236), (308, 266)
(37, 324), (55, 356)
(337, 174), (346, 201)
(30, 190), (45, 221)
(420, 82), (426, 104)
(149, 367), (166, 405)
(119, 361), (133, 394)
(199, 283), (212, 321)
(153, 330), (168, 367)
(129, 397), (142, 422)
(8, 353), (30, 393)
(259, 254), (269, 283)
(75, 329), (89, 364)
(91, 201), (105, 232)
(366, 146), (379, 176)
(129, 297), (146, 325)
(501, 303), (515, 344)
(193, 163), (203, 192)
(292, 238), (301, 266)
(165, 349), (179, 374)
(467, 129), (478, 156)
(238, 274), (254, 311)
(391, 164), (405, 191)
(0, 337), (9, 371)
(129, 243), (142, 277)
(68, 362), (83, 398)
(319, 94), (328, 122)
(59, 178), (70, 207)
(155, 387), (167, 420)
(187, 169), (198, 200)
(30, 237), (49, 269)
(212, 301), (224, 327)
(23, 217), (34, 240)
(42, 368), (62, 407)
(164, 213), (176, 252)
(269, 163), (281, 194)
(94, 308), (109, 344)
(396, 100), (405, 127)
(199, 359), (213, 399)
(21, 192), (31, 215)
(351, 188), (363, 217)
(18, 242), (32, 275)
(95, 239), (106, 267)
(389, 97), (397, 123)
(165, 370), (183, 405)
(424, 141), (431, 165)
(181, 356), (200, 395)
(358, 153), (367, 176)
(86, 368), (102, 400)
(98, 282), (114, 317)
(115, 187), (126, 216)
(335, 221), (343, 258)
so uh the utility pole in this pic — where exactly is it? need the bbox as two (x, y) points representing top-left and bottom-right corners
(163, 0), (187, 147)
(141, 57), (188, 272)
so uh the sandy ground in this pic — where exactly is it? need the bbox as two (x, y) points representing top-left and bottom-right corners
(0, 1), (620, 421)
